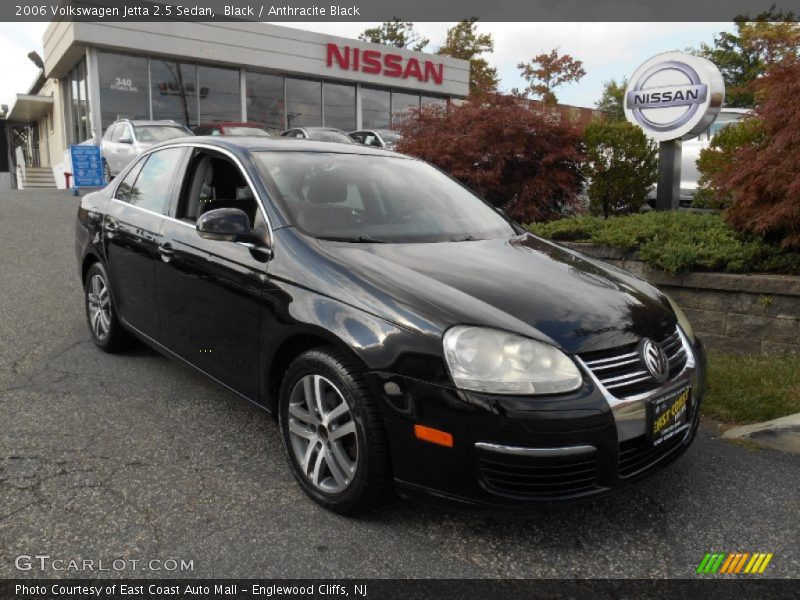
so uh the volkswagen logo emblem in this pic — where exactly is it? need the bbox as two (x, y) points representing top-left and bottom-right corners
(640, 338), (669, 383)
(624, 51), (725, 142)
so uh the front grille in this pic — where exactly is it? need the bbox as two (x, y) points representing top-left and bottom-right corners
(618, 430), (687, 478)
(477, 453), (600, 499)
(579, 329), (687, 398)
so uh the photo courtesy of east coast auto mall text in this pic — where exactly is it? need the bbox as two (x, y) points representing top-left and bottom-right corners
(0, 0), (797, 599)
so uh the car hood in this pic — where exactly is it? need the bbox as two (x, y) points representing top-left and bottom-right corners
(283, 231), (676, 355)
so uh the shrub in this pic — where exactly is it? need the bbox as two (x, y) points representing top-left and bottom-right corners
(582, 120), (658, 217)
(394, 94), (583, 223)
(694, 117), (764, 209)
(709, 62), (800, 249)
(528, 211), (800, 275)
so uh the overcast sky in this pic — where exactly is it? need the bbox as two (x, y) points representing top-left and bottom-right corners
(0, 21), (735, 112)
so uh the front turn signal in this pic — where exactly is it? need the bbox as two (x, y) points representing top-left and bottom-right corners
(414, 424), (454, 448)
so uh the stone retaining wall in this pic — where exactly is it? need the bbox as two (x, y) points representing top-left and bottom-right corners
(563, 243), (800, 355)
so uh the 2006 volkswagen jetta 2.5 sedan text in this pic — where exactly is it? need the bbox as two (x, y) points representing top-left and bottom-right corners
(75, 136), (706, 514)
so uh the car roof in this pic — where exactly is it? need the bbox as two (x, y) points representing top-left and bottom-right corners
(197, 122), (266, 128)
(117, 119), (186, 127)
(295, 127), (347, 132)
(160, 136), (406, 158)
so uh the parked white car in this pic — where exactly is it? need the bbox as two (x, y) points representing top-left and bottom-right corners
(649, 107), (751, 204)
(101, 119), (192, 179)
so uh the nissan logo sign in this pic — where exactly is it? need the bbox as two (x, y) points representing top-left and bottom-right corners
(624, 51), (725, 142)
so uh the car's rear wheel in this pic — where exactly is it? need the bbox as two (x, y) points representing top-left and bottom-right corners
(84, 262), (134, 352)
(278, 348), (392, 514)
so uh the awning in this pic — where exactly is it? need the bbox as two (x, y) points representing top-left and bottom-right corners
(8, 94), (54, 122)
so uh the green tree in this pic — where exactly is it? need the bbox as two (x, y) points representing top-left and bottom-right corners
(583, 120), (658, 218)
(359, 19), (429, 51)
(596, 78), (628, 121)
(437, 19), (499, 95)
(517, 49), (586, 107)
(694, 9), (800, 107)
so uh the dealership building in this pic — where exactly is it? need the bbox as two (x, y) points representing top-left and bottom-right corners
(5, 21), (470, 189)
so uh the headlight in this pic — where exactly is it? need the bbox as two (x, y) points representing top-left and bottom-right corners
(665, 295), (695, 343)
(443, 326), (583, 395)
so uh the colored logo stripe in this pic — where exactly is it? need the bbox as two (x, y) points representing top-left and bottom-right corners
(698, 552), (773, 574)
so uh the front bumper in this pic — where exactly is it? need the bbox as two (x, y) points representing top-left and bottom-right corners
(366, 337), (707, 510)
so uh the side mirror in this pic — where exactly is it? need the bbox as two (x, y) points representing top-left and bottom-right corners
(118, 136), (133, 144)
(196, 208), (272, 251)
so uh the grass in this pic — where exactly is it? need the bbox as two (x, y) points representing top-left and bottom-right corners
(701, 354), (800, 424)
(528, 211), (800, 275)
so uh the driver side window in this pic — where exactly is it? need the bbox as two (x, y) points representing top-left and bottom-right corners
(177, 150), (265, 230)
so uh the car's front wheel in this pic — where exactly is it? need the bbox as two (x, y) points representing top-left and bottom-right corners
(84, 262), (134, 352)
(103, 159), (112, 183)
(278, 348), (392, 514)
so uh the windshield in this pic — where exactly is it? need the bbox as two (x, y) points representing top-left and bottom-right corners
(224, 126), (272, 136)
(254, 152), (515, 243)
(379, 131), (401, 144)
(708, 113), (746, 138)
(306, 130), (354, 144)
(134, 125), (191, 143)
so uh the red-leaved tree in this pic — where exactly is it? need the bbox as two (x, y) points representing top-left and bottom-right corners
(714, 62), (800, 249)
(394, 94), (583, 223)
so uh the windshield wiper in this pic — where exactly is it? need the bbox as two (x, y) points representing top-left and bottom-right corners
(449, 235), (479, 242)
(318, 235), (389, 243)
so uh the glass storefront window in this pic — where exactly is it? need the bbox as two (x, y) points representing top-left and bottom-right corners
(97, 52), (150, 132)
(198, 65), (241, 124)
(421, 95), (448, 108)
(151, 60), (198, 128)
(246, 71), (284, 130)
(391, 91), (419, 126)
(323, 82), (355, 131)
(285, 78), (321, 128)
(361, 87), (390, 129)
(67, 58), (91, 143)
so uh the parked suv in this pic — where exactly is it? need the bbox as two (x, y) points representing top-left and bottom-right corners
(281, 127), (354, 144)
(101, 119), (192, 179)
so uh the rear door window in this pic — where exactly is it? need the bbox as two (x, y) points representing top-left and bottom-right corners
(125, 147), (186, 214)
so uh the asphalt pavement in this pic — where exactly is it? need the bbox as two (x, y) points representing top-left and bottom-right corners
(0, 189), (798, 579)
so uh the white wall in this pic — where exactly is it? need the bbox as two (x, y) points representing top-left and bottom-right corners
(44, 21), (470, 97)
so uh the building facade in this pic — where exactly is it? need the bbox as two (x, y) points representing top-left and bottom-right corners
(8, 21), (470, 188)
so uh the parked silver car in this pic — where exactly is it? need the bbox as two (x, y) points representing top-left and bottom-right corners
(348, 129), (402, 150)
(101, 119), (192, 179)
(280, 127), (355, 144)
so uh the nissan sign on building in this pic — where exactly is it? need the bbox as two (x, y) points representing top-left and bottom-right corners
(624, 51), (725, 209)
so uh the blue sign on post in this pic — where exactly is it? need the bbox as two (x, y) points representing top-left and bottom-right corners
(69, 145), (106, 189)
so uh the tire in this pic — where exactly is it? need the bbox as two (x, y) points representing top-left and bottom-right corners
(278, 348), (393, 514)
(84, 262), (135, 353)
(103, 159), (112, 183)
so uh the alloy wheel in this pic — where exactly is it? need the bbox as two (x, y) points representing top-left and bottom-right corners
(87, 274), (111, 340)
(287, 374), (358, 494)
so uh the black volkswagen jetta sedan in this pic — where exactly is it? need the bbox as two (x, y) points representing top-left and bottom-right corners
(75, 137), (706, 514)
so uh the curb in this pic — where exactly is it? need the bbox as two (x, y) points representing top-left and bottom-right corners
(721, 413), (800, 454)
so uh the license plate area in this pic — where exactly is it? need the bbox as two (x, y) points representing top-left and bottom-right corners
(648, 386), (691, 446)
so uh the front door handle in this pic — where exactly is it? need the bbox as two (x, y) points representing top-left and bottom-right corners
(104, 220), (118, 236)
(157, 242), (174, 262)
